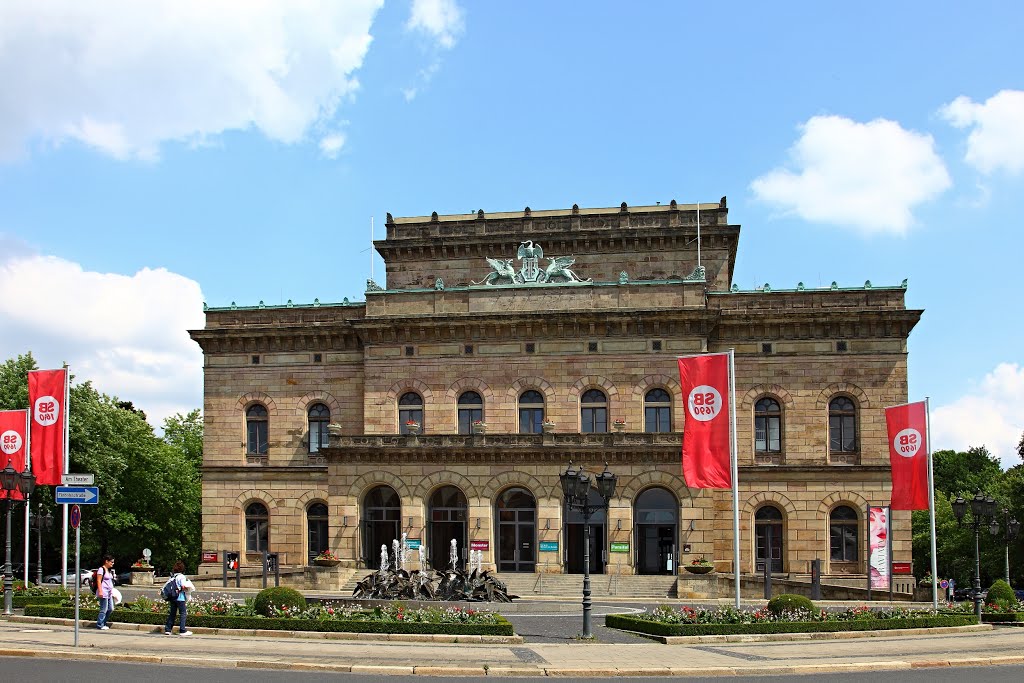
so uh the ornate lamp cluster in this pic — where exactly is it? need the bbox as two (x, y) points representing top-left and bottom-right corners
(950, 490), (1018, 621)
(2, 462), (36, 615)
(559, 461), (617, 639)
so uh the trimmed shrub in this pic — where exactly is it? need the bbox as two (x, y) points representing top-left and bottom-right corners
(986, 579), (1015, 609)
(12, 595), (64, 608)
(606, 613), (977, 637)
(981, 611), (1024, 623)
(766, 593), (815, 616)
(23, 605), (514, 636)
(253, 586), (306, 617)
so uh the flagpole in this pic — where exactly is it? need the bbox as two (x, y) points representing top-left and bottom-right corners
(925, 397), (938, 610)
(61, 364), (69, 590)
(24, 410), (31, 586)
(728, 348), (740, 609)
(696, 202), (702, 270)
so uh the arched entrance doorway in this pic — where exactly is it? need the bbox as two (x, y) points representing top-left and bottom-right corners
(495, 487), (536, 572)
(361, 485), (401, 569)
(755, 505), (784, 573)
(634, 487), (678, 575)
(565, 487), (607, 574)
(428, 486), (467, 571)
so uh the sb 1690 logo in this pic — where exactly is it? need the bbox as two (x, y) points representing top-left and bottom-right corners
(687, 385), (723, 422)
(893, 428), (922, 457)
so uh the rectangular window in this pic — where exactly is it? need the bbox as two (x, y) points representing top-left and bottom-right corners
(525, 343), (535, 353)
(836, 341), (848, 352)
(404, 346), (414, 357)
(313, 353), (322, 363)
(247, 422), (268, 454)
(464, 345), (473, 355)
(246, 519), (268, 552)
(582, 407), (607, 433)
(761, 343), (773, 354)
(519, 408), (543, 434)
(251, 355), (260, 364)
(588, 342), (598, 353)
(652, 340), (662, 351)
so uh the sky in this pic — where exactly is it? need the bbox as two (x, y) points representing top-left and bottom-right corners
(0, 1), (1021, 466)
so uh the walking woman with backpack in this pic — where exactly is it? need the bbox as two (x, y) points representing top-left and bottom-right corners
(163, 560), (194, 636)
(94, 554), (115, 630)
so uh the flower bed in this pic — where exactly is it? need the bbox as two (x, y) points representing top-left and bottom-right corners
(606, 604), (977, 637)
(12, 595), (65, 608)
(25, 599), (513, 636)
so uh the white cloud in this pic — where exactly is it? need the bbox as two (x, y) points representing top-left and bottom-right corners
(940, 90), (1024, 175)
(931, 363), (1024, 469)
(0, 1), (384, 162)
(407, 0), (465, 49)
(318, 131), (347, 159)
(750, 115), (951, 234)
(0, 251), (205, 430)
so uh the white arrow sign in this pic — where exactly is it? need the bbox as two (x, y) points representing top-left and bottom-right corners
(55, 486), (99, 505)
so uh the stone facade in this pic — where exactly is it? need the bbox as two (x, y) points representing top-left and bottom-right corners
(190, 200), (921, 590)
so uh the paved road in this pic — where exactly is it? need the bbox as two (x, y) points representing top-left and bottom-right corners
(3, 656), (1024, 682)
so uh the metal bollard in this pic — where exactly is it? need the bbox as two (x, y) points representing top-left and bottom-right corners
(811, 558), (822, 600)
(763, 561), (772, 600)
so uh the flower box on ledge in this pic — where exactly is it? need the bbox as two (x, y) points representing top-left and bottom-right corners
(404, 423), (420, 436)
(472, 422), (488, 435)
(684, 560), (715, 574)
(613, 421), (627, 432)
(314, 558), (341, 567)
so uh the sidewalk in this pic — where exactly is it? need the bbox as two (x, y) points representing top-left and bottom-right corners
(2, 615), (1023, 677)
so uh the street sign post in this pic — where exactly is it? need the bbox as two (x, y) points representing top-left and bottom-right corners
(55, 486), (99, 505)
(62, 474), (95, 486)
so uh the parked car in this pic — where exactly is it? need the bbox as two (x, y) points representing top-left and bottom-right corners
(953, 587), (987, 602)
(1015, 589), (1024, 603)
(43, 570), (93, 586)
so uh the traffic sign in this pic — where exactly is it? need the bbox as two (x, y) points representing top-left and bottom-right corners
(62, 473), (95, 486)
(70, 504), (81, 529)
(55, 486), (99, 505)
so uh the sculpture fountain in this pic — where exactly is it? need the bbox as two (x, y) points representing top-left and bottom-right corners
(353, 538), (517, 602)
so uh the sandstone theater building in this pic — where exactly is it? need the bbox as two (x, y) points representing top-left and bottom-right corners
(190, 199), (921, 591)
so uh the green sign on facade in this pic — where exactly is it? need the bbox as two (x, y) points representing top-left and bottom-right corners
(610, 542), (630, 553)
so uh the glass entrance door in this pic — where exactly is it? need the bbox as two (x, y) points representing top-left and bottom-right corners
(496, 488), (536, 572)
(566, 523), (605, 574)
(362, 485), (401, 569)
(637, 525), (676, 575)
(428, 486), (468, 571)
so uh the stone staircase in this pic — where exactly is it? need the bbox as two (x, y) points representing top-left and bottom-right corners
(494, 573), (678, 599)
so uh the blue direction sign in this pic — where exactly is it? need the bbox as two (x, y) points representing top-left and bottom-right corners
(55, 486), (99, 505)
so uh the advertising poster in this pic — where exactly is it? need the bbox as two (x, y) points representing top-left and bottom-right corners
(868, 505), (891, 590)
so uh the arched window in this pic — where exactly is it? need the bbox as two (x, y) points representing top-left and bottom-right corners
(580, 389), (607, 433)
(755, 505), (784, 573)
(457, 391), (483, 434)
(245, 502), (269, 552)
(246, 404), (268, 455)
(634, 487), (678, 575)
(829, 397), (858, 453)
(308, 403), (330, 454)
(829, 505), (859, 563)
(399, 392), (423, 434)
(307, 502), (329, 563)
(644, 388), (672, 433)
(518, 390), (545, 434)
(754, 397), (782, 453)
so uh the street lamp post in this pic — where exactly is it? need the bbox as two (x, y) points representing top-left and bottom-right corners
(33, 501), (54, 587)
(951, 490), (998, 621)
(989, 508), (1020, 587)
(559, 461), (616, 639)
(2, 463), (37, 614)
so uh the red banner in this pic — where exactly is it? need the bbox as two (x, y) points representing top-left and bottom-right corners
(885, 401), (929, 510)
(0, 409), (28, 499)
(678, 353), (732, 489)
(28, 368), (68, 486)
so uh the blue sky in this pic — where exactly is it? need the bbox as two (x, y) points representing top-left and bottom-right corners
(0, 1), (1021, 465)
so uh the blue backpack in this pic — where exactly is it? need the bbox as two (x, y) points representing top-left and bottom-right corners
(161, 576), (180, 601)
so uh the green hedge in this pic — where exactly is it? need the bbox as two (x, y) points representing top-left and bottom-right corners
(12, 595), (64, 608)
(605, 613), (978, 637)
(23, 606), (514, 636)
(981, 612), (1024, 623)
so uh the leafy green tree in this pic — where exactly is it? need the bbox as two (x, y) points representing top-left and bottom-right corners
(932, 446), (1002, 497)
(0, 352), (37, 409)
(162, 409), (203, 471)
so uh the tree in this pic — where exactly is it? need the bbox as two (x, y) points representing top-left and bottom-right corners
(932, 446), (1002, 497)
(162, 409), (203, 471)
(1017, 430), (1024, 463)
(0, 352), (37, 409)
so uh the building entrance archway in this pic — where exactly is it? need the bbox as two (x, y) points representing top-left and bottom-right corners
(428, 486), (467, 571)
(362, 485), (401, 569)
(634, 487), (678, 575)
(755, 505), (784, 573)
(495, 487), (536, 572)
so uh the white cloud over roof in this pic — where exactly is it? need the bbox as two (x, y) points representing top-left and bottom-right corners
(407, 0), (465, 49)
(0, 252), (205, 429)
(750, 115), (951, 235)
(941, 89), (1024, 175)
(0, 1), (384, 161)
(931, 362), (1024, 469)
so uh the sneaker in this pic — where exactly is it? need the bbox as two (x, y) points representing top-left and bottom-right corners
(100, 625), (110, 630)
(179, 631), (193, 637)
(163, 631), (172, 635)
